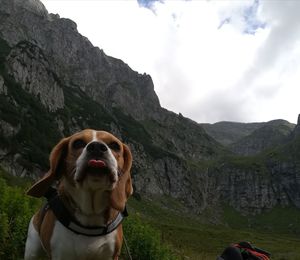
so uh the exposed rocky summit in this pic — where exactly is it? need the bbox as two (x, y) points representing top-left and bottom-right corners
(0, 0), (300, 217)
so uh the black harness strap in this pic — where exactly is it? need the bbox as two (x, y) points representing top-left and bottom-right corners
(42, 187), (128, 237)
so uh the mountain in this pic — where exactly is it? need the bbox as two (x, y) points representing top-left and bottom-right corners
(0, 0), (300, 219)
(201, 121), (265, 146)
(201, 120), (295, 148)
(202, 120), (295, 155)
(229, 120), (295, 155)
(0, 0), (223, 212)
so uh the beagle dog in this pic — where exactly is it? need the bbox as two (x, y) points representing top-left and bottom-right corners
(24, 129), (133, 260)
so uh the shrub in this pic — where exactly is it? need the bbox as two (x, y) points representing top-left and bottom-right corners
(0, 177), (40, 259)
(123, 214), (177, 260)
(0, 174), (176, 259)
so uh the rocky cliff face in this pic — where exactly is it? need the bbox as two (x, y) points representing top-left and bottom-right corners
(200, 119), (299, 215)
(0, 0), (160, 119)
(0, 0), (222, 212)
(6, 41), (64, 111)
(209, 155), (299, 215)
(0, 0), (300, 217)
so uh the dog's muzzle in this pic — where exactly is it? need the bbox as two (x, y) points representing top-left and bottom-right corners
(75, 141), (118, 183)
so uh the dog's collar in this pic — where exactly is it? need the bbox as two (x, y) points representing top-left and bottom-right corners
(43, 187), (128, 237)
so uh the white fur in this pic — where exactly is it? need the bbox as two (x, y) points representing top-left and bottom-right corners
(92, 130), (97, 141)
(63, 178), (110, 226)
(24, 217), (117, 260)
(50, 221), (117, 260)
(24, 218), (46, 260)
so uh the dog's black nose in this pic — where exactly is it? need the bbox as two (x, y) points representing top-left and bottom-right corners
(87, 142), (108, 154)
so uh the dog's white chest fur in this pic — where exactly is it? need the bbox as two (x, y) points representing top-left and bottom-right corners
(50, 221), (117, 259)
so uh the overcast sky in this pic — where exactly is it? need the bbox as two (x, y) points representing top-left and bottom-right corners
(41, 0), (300, 124)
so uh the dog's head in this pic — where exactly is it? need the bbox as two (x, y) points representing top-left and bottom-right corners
(27, 129), (133, 211)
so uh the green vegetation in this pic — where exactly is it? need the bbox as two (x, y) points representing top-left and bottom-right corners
(0, 168), (177, 259)
(0, 170), (41, 259)
(123, 215), (177, 260)
(221, 154), (270, 177)
(127, 197), (300, 260)
(222, 205), (300, 234)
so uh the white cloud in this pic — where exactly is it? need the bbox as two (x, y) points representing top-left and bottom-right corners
(41, 0), (300, 124)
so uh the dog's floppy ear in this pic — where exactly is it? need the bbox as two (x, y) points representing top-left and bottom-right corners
(110, 144), (133, 211)
(27, 137), (70, 198)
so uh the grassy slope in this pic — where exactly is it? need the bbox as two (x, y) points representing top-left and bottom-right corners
(2, 165), (300, 260)
(0, 168), (177, 260)
(128, 196), (300, 260)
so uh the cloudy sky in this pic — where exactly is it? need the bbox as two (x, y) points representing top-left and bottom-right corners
(41, 0), (300, 124)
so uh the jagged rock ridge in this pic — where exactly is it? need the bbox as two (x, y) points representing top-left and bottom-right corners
(0, 0), (300, 217)
(0, 0), (223, 212)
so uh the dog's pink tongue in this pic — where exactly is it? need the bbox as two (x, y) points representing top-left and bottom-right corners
(88, 159), (106, 168)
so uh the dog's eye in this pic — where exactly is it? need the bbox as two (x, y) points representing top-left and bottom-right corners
(72, 139), (86, 149)
(108, 141), (121, 151)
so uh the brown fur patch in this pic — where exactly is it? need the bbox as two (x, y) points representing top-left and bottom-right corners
(32, 210), (42, 233)
(39, 210), (56, 257)
(114, 225), (123, 260)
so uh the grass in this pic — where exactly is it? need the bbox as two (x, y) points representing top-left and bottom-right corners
(127, 196), (300, 260)
(0, 167), (177, 260)
(0, 173), (298, 260)
(0, 172), (41, 259)
(0, 166), (33, 188)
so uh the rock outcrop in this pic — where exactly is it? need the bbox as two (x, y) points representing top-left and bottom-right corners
(6, 41), (64, 111)
(0, 0), (300, 217)
(0, 0), (161, 120)
(294, 114), (300, 136)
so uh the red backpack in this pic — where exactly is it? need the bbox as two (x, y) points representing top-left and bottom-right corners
(218, 241), (271, 260)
